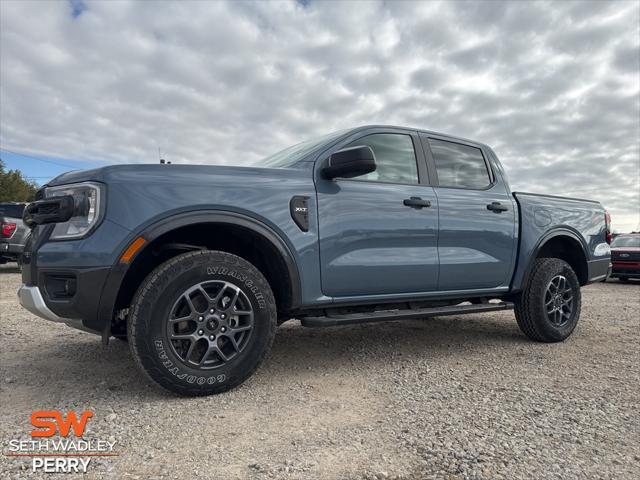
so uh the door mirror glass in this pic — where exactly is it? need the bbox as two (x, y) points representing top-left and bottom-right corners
(322, 145), (376, 179)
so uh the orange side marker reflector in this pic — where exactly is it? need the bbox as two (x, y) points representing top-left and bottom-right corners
(120, 237), (146, 264)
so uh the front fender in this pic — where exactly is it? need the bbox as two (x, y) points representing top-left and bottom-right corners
(96, 209), (302, 335)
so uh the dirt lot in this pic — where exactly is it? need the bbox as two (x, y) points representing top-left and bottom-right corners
(1, 264), (638, 480)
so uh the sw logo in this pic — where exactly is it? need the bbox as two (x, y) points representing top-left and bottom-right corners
(31, 410), (93, 437)
(9, 410), (117, 472)
(29, 411), (94, 473)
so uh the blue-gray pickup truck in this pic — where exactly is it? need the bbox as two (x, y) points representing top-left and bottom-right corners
(18, 126), (611, 395)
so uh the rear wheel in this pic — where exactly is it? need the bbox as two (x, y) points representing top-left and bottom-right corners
(619, 276), (629, 282)
(515, 258), (581, 342)
(128, 250), (277, 396)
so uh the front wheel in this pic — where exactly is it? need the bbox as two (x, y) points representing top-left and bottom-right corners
(128, 250), (277, 396)
(514, 258), (581, 342)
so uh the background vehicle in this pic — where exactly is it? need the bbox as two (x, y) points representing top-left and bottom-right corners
(18, 125), (611, 396)
(0, 202), (28, 265)
(609, 233), (640, 282)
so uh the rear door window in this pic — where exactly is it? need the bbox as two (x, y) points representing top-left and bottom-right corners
(428, 139), (491, 189)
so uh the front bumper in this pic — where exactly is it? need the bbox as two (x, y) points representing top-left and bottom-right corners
(19, 285), (69, 322)
(19, 219), (132, 335)
(610, 262), (640, 278)
(18, 285), (96, 333)
(19, 265), (112, 334)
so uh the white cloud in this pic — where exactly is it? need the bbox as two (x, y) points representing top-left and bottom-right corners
(0, 0), (638, 230)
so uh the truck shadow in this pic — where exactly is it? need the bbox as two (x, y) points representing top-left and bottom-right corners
(269, 315), (528, 372)
(16, 314), (527, 400)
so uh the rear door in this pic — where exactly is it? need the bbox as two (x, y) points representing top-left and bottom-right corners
(316, 130), (439, 297)
(419, 134), (517, 291)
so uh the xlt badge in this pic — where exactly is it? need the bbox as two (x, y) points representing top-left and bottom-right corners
(290, 196), (310, 232)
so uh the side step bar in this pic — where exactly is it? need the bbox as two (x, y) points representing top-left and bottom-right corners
(300, 302), (514, 328)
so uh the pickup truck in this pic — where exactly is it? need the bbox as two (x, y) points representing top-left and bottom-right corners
(609, 233), (640, 281)
(18, 125), (611, 396)
(0, 202), (29, 264)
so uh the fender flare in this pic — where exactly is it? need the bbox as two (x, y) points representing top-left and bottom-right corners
(96, 210), (302, 335)
(515, 227), (589, 291)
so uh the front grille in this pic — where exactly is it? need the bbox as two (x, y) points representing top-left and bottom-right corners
(611, 251), (640, 262)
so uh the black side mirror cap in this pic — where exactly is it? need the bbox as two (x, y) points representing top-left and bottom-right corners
(23, 195), (75, 228)
(322, 145), (377, 179)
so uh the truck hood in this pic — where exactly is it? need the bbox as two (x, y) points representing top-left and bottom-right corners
(45, 162), (316, 233)
(47, 163), (309, 187)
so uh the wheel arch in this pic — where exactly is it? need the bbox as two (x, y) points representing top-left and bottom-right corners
(98, 210), (302, 337)
(521, 229), (589, 288)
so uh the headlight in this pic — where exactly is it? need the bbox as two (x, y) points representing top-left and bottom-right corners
(44, 182), (105, 239)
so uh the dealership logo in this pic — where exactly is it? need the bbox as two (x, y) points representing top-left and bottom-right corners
(5, 411), (117, 473)
(31, 411), (93, 437)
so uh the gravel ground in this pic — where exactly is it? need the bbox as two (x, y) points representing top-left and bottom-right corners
(1, 263), (639, 479)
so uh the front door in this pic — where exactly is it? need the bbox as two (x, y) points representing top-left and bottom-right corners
(317, 131), (439, 297)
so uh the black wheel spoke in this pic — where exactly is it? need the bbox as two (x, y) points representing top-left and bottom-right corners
(213, 345), (229, 362)
(185, 340), (198, 362)
(232, 324), (252, 333)
(184, 294), (198, 315)
(227, 334), (241, 352)
(169, 314), (193, 324)
(172, 333), (196, 341)
(197, 348), (212, 366)
(197, 286), (214, 304)
(226, 288), (241, 311)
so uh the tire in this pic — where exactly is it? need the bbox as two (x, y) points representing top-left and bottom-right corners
(514, 258), (581, 343)
(128, 250), (277, 396)
(619, 277), (629, 283)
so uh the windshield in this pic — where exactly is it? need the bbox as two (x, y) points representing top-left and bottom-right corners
(611, 236), (640, 248)
(255, 129), (350, 168)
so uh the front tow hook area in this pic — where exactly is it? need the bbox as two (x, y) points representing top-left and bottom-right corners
(18, 284), (66, 323)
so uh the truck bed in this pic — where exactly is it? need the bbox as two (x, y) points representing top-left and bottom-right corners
(511, 191), (609, 289)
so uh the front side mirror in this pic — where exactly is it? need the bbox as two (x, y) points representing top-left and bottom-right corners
(322, 145), (377, 179)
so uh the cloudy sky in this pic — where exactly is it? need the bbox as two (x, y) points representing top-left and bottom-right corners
(1, 0), (639, 231)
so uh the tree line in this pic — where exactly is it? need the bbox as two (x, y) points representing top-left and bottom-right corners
(0, 159), (38, 202)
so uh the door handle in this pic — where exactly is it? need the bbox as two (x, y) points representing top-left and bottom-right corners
(486, 202), (508, 212)
(403, 197), (431, 209)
